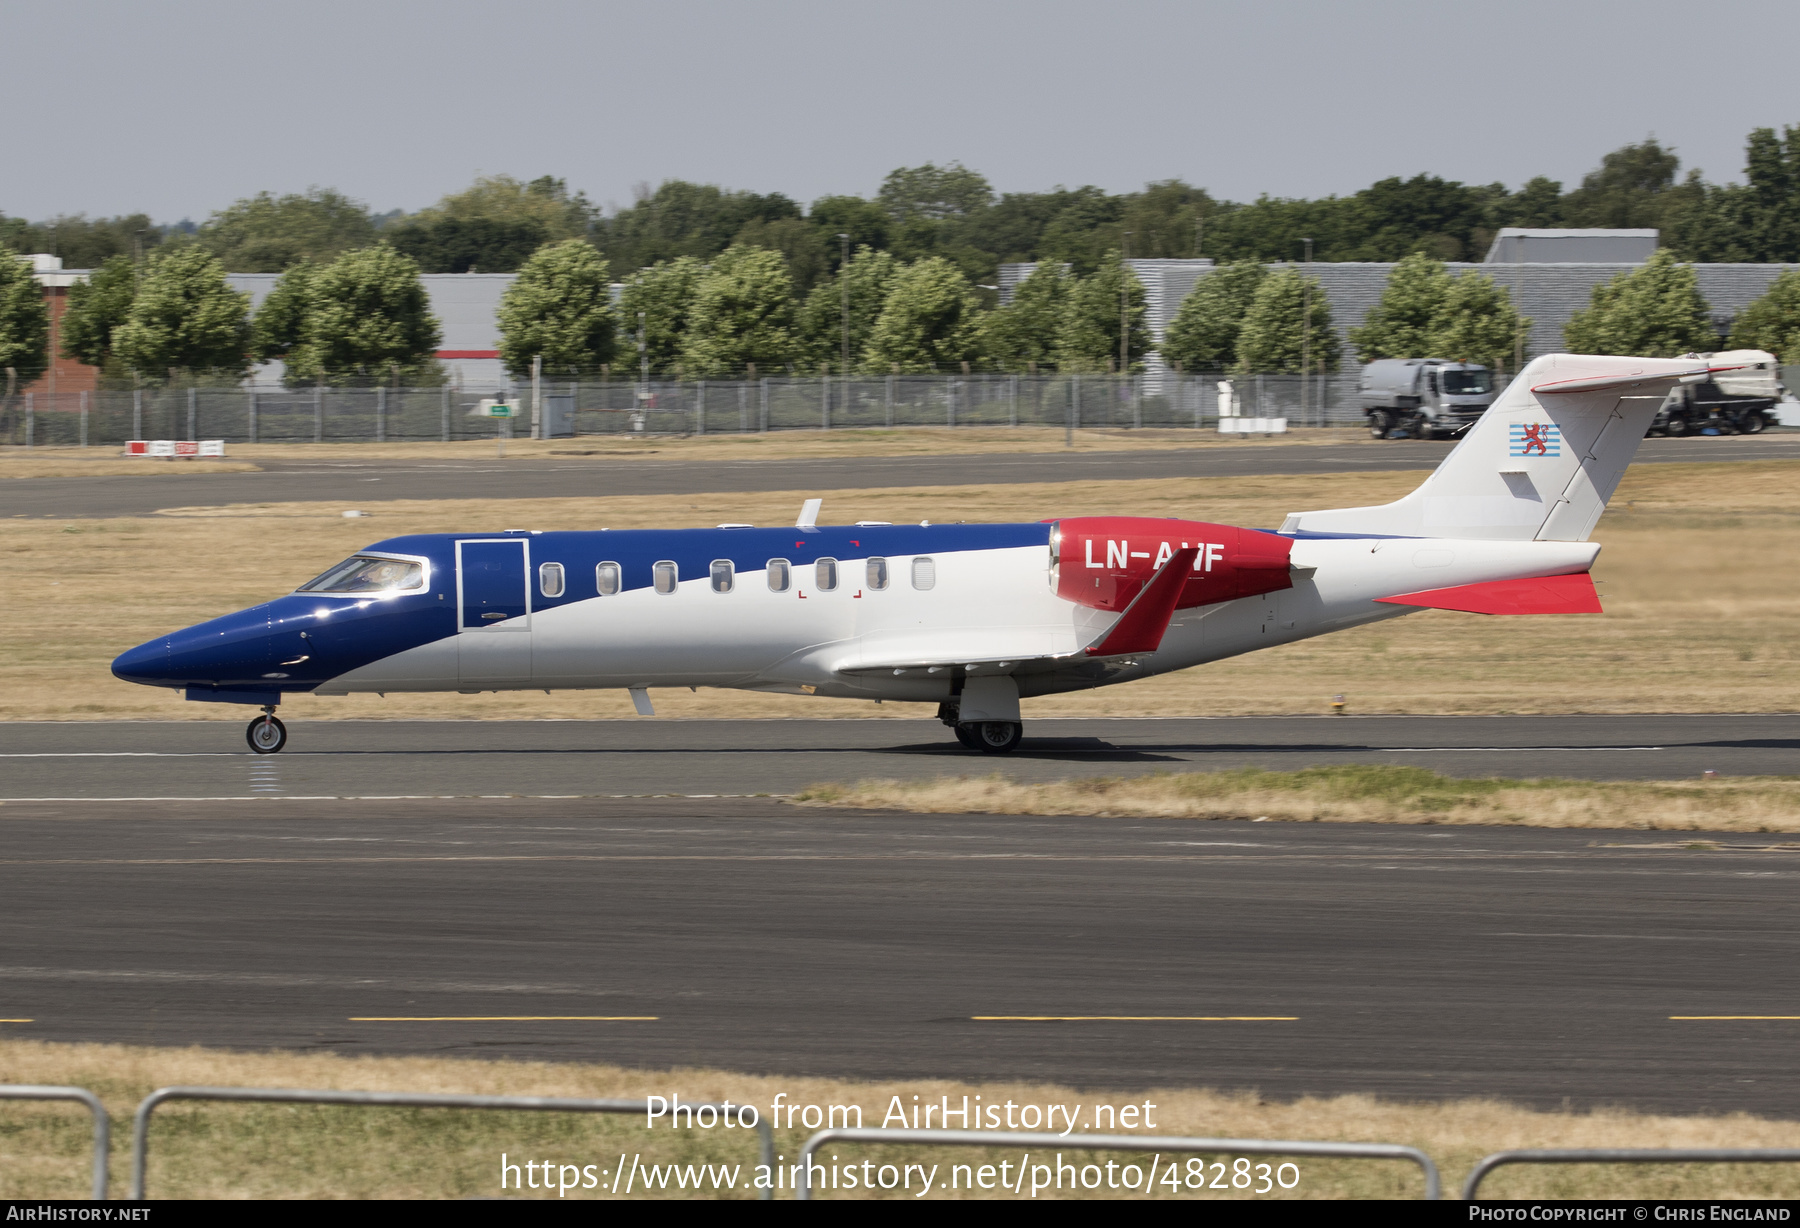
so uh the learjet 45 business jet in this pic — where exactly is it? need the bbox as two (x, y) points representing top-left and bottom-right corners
(113, 354), (1724, 755)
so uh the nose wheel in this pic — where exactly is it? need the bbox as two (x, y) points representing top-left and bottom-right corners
(247, 712), (288, 755)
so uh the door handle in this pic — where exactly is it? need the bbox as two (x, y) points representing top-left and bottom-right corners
(481, 613), (508, 621)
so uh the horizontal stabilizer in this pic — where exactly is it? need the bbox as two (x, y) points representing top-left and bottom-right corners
(1530, 365), (1711, 395)
(1374, 573), (1602, 616)
(1086, 547), (1199, 656)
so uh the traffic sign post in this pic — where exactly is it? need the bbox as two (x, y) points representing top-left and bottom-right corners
(477, 399), (518, 457)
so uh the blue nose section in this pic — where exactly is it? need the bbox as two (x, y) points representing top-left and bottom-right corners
(111, 637), (170, 685)
(112, 608), (275, 688)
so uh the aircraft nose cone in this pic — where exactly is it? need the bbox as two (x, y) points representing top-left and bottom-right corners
(111, 637), (170, 685)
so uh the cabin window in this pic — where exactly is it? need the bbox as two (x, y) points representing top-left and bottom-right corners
(911, 556), (936, 590)
(538, 562), (565, 598)
(710, 559), (734, 593)
(595, 561), (620, 596)
(653, 560), (679, 594)
(767, 558), (791, 592)
(867, 557), (888, 590)
(298, 555), (424, 594)
(816, 558), (838, 591)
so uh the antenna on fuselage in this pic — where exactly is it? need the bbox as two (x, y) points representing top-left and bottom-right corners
(795, 498), (823, 528)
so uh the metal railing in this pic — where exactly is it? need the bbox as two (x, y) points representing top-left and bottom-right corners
(794, 1127), (1441, 1200)
(0, 373), (1368, 447)
(0, 1084), (110, 1200)
(1462, 1147), (1800, 1200)
(129, 1085), (774, 1201)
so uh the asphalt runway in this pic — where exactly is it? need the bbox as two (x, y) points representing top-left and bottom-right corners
(3, 795), (1798, 1116)
(1, 715), (1791, 800)
(8, 433), (1799, 517)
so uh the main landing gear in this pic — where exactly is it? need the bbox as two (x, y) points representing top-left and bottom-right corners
(940, 703), (1023, 755)
(247, 706), (288, 755)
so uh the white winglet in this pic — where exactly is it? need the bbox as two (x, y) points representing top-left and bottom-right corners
(796, 498), (823, 528)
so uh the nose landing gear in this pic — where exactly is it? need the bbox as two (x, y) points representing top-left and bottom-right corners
(247, 706), (287, 755)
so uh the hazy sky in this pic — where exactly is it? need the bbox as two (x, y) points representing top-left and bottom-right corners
(9, 0), (1798, 224)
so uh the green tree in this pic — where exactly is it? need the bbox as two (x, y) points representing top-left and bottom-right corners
(1055, 253), (1149, 373)
(250, 262), (315, 364)
(680, 245), (797, 376)
(618, 256), (705, 376)
(863, 256), (983, 373)
(731, 216), (829, 293)
(0, 252), (50, 387)
(389, 175), (595, 274)
(0, 213), (162, 268)
(1727, 269), (1800, 361)
(1427, 272), (1530, 371)
(1234, 268), (1339, 374)
(1348, 252), (1452, 360)
(797, 246), (898, 371)
(1562, 248), (1713, 356)
(59, 255), (136, 369)
(599, 181), (801, 272)
(1741, 125), (1800, 261)
(978, 261), (1071, 372)
(877, 163), (995, 222)
(1561, 139), (1681, 230)
(495, 240), (617, 378)
(197, 188), (376, 272)
(111, 246), (252, 382)
(1160, 260), (1266, 371)
(1488, 176), (1565, 230)
(282, 245), (441, 386)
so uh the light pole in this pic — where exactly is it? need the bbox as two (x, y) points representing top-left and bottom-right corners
(1119, 231), (1131, 382)
(1300, 237), (1314, 427)
(836, 233), (850, 378)
(637, 311), (648, 386)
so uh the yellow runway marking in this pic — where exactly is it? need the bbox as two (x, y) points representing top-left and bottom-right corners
(1670, 1015), (1800, 1020)
(347, 1008), (658, 1015)
(972, 1008), (1296, 1015)
(0, 1019), (33, 1023)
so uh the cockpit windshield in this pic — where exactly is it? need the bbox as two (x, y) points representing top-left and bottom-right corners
(1442, 370), (1493, 395)
(297, 555), (424, 594)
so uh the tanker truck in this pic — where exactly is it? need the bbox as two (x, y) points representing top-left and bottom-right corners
(1647, 350), (1786, 436)
(1358, 358), (1497, 440)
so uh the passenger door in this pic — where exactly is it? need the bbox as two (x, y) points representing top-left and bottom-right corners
(457, 539), (531, 686)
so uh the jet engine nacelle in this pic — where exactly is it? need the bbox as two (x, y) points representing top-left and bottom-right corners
(1051, 517), (1295, 612)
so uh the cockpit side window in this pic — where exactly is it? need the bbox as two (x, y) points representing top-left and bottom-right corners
(297, 555), (425, 594)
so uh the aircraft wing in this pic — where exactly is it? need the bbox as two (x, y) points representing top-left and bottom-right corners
(835, 548), (1201, 678)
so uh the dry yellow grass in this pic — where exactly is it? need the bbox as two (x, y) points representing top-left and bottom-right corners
(0, 456), (260, 478)
(3, 1038), (1799, 1200)
(4, 460), (1798, 721)
(796, 765), (1800, 833)
(0, 426), (1365, 476)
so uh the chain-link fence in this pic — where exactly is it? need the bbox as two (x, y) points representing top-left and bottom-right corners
(1, 374), (1369, 447)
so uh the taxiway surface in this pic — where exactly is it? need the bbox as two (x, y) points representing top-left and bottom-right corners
(2, 796), (1796, 1115)
(8, 434), (1799, 517)
(1, 715), (1792, 800)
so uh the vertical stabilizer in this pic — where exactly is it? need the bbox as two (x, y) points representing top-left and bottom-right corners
(1282, 354), (1715, 542)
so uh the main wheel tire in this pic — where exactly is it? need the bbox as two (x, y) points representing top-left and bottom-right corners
(1368, 410), (1392, 440)
(247, 715), (287, 755)
(975, 721), (1023, 755)
(1741, 411), (1767, 435)
(953, 723), (981, 750)
(1665, 414), (1691, 437)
